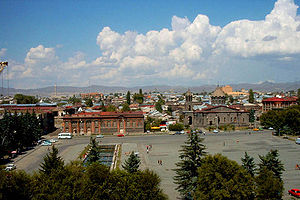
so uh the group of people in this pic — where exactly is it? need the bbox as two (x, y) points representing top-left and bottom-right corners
(145, 144), (163, 165)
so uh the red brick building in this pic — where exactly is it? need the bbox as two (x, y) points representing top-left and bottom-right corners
(62, 111), (144, 135)
(262, 97), (298, 112)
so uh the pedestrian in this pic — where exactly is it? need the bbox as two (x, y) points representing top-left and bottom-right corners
(147, 149), (149, 154)
(161, 160), (163, 165)
(158, 160), (160, 165)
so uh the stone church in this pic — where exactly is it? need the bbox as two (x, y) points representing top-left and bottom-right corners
(183, 88), (249, 129)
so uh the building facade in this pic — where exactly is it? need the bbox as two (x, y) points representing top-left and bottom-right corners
(211, 87), (226, 105)
(262, 97), (298, 112)
(184, 105), (249, 129)
(62, 111), (144, 135)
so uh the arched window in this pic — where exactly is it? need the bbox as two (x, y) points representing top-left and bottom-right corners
(188, 116), (192, 125)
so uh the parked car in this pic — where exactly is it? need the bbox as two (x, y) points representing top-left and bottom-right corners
(96, 134), (104, 138)
(213, 130), (219, 133)
(288, 189), (300, 198)
(5, 163), (16, 171)
(253, 128), (259, 131)
(174, 131), (182, 135)
(268, 127), (274, 130)
(41, 141), (52, 146)
(49, 139), (57, 143)
(117, 134), (124, 137)
(296, 138), (300, 145)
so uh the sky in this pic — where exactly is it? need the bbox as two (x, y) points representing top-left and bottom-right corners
(0, 0), (300, 89)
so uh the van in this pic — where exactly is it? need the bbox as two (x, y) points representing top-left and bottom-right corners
(296, 138), (300, 145)
(58, 133), (72, 139)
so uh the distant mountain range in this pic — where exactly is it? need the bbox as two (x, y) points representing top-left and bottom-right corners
(2, 81), (300, 97)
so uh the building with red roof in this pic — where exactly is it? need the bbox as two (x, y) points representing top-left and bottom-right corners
(262, 96), (298, 112)
(62, 111), (144, 135)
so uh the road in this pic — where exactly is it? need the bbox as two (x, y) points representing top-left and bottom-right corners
(13, 131), (300, 199)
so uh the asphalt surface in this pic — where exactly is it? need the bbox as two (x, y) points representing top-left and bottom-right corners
(12, 131), (300, 199)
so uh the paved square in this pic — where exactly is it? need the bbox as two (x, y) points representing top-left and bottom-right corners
(121, 132), (300, 199)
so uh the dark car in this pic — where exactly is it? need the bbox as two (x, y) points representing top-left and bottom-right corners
(289, 189), (300, 198)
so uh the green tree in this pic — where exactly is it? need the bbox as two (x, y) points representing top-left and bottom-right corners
(87, 137), (100, 164)
(194, 154), (254, 200)
(32, 162), (82, 200)
(106, 104), (117, 112)
(68, 95), (81, 105)
(155, 102), (163, 113)
(133, 93), (144, 104)
(121, 102), (130, 112)
(285, 105), (300, 135)
(249, 89), (254, 103)
(258, 149), (284, 181)
(122, 151), (141, 173)
(169, 123), (184, 131)
(85, 98), (93, 107)
(229, 95), (234, 104)
(40, 146), (64, 175)
(139, 88), (143, 95)
(78, 162), (110, 199)
(260, 110), (285, 135)
(0, 169), (32, 200)
(126, 91), (131, 105)
(14, 94), (39, 104)
(174, 133), (207, 198)
(241, 152), (256, 177)
(255, 167), (283, 200)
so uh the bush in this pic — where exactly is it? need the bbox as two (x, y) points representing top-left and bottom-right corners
(169, 123), (184, 131)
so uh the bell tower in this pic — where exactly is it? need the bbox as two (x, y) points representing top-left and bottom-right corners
(185, 89), (193, 111)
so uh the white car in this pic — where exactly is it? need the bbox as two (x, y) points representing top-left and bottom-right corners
(213, 130), (219, 133)
(96, 134), (104, 138)
(296, 138), (300, 145)
(5, 163), (16, 171)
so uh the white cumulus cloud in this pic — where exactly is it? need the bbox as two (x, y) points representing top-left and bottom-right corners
(7, 0), (300, 88)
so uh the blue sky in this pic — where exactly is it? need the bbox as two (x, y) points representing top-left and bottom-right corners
(1, 0), (300, 89)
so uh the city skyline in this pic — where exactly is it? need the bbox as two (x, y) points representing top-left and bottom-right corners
(1, 0), (300, 89)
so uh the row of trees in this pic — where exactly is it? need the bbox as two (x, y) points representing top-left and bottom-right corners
(0, 112), (42, 159)
(0, 144), (166, 200)
(174, 133), (285, 199)
(260, 105), (300, 135)
(14, 94), (39, 104)
(126, 89), (144, 105)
